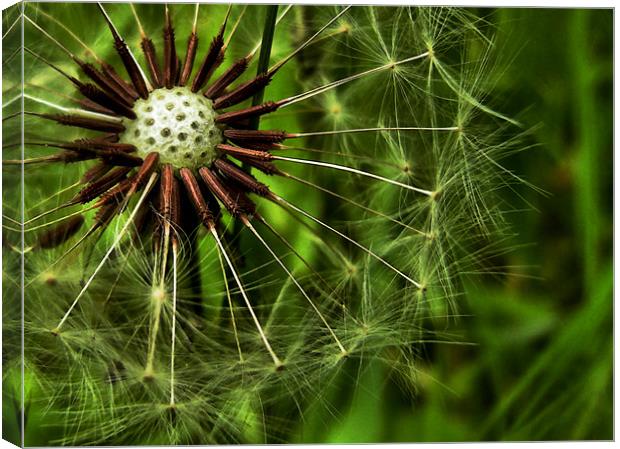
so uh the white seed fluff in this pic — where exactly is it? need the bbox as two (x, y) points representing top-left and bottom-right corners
(121, 87), (223, 168)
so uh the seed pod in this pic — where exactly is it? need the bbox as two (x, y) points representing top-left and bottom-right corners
(214, 158), (271, 197)
(223, 129), (287, 143)
(78, 83), (136, 119)
(74, 166), (133, 204)
(198, 166), (253, 217)
(179, 168), (215, 228)
(77, 60), (134, 107)
(179, 32), (198, 86)
(217, 144), (273, 161)
(80, 162), (112, 183)
(100, 61), (140, 101)
(215, 101), (279, 124)
(213, 73), (272, 110)
(235, 157), (282, 176)
(191, 33), (225, 92)
(205, 57), (249, 99)
(43, 113), (125, 133)
(163, 9), (177, 89)
(140, 37), (163, 88)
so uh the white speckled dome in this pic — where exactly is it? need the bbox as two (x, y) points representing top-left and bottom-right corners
(120, 87), (223, 168)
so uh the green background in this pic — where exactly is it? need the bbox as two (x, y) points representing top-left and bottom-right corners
(2, 5), (613, 444)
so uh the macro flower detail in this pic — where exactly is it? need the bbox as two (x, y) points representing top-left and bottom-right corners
(2, 3), (522, 445)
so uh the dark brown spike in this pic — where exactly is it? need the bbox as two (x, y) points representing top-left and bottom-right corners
(198, 166), (255, 217)
(239, 141), (282, 152)
(179, 168), (215, 228)
(216, 144), (274, 161)
(96, 179), (131, 207)
(112, 40), (150, 99)
(140, 37), (163, 88)
(170, 172), (182, 229)
(98, 4), (149, 99)
(99, 133), (121, 143)
(204, 56), (249, 99)
(94, 202), (121, 228)
(215, 101), (279, 125)
(223, 129), (288, 143)
(76, 60), (134, 107)
(179, 32), (199, 86)
(99, 152), (143, 167)
(132, 194), (155, 245)
(163, 8), (178, 89)
(37, 215), (85, 249)
(73, 166), (133, 204)
(78, 83), (136, 119)
(227, 183), (258, 217)
(175, 56), (182, 85)
(40, 113), (125, 133)
(7, 151), (94, 165)
(68, 139), (136, 154)
(28, 43), (135, 115)
(159, 164), (175, 222)
(77, 98), (118, 116)
(128, 152), (159, 194)
(213, 73), (272, 110)
(39, 139), (139, 166)
(100, 61), (140, 100)
(81, 162), (112, 183)
(235, 156), (282, 176)
(191, 32), (225, 93)
(197, 175), (221, 223)
(58, 151), (97, 164)
(214, 158), (271, 197)
(159, 164), (182, 245)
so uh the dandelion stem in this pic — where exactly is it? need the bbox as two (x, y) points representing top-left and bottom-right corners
(279, 52), (430, 108)
(23, 205), (96, 231)
(271, 194), (422, 289)
(34, 9), (100, 61)
(289, 126), (459, 138)
(272, 155), (434, 196)
(169, 242), (178, 406)
(23, 94), (121, 121)
(211, 227), (283, 368)
(282, 172), (427, 236)
(243, 217), (347, 355)
(224, 5), (247, 48)
(129, 4), (146, 37)
(216, 243), (243, 363)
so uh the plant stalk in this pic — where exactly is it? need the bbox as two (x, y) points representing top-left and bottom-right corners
(232, 5), (278, 240)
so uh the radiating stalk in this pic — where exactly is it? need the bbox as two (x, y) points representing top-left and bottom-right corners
(53, 172), (158, 333)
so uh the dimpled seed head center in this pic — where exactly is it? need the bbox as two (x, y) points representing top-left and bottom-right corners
(120, 87), (223, 169)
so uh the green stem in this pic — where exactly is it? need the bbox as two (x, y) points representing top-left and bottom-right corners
(249, 5), (279, 129)
(233, 5), (278, 240)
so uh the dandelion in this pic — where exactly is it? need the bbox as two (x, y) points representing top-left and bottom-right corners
(2, 3), (519, 445)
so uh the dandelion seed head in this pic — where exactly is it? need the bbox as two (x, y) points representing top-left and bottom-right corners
(120, 87), (222, 168)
